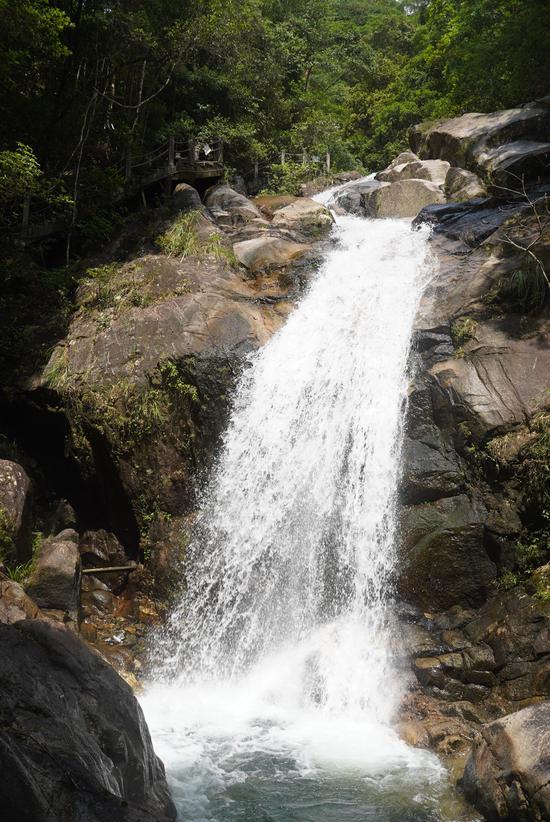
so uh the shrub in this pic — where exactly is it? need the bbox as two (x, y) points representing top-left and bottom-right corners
(499, 260), (548, 312)
(451, 316), (478, 348)
(521, 412), (550, 515)
(261, 161), (320, 196)
(157, 212), (237, 266)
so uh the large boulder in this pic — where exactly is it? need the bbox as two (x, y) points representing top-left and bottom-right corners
(399, 494), (496, 609)
(80, 529), (127, 568)
(80, 529), (130, 591)
(0, 460), (32, 561)
(233, 235), (312, 273)
(271, 197), (334, 238)
(376, 158), (450, 187)
(37, 242), (294, 553)
(445, 167), (487, 201)
(172, 182), (201, 212)
(0, 619), (176, 822)
(414, 198), (517, 252)
(364, 178), (446, 218)
(205, 184), (262, 225)
(0, 573), (44, 623)
(410, 101), (550, 185)
(26, 529), (81, 616)
(477, 140), (550, 187)
(30, 182), (323, 567)
(461, 702), (550, 821)
(330, 179), (387, 216)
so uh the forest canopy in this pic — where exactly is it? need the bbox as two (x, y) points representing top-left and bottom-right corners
(0, 0), (548, 233)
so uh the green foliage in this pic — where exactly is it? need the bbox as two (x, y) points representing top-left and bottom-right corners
(499, 262), (548, 312)
(346, 0), (550, 168)
(6, 559), (33, 583)
(4, 531), (41, 582)
(157, 212), (237, 265)
(262, 161), (321, 196)
(0, 251), (76, 384)
(498, 569), (518, 592)
(158, 360), (199, 405)
(52, 357), (200, 458)
(0, 508), (15, 563)
(0, 143), (41, 205)
(0, 0), (546, 211)
(516, 535), (548, 575)
(497, 534), (549, 592)
(80, 264), (121, 312)
(533, 562), (550, 600)
(451, 317), (478, 348)
(521, 412), (550, 516)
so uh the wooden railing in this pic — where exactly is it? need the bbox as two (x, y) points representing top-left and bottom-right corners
(123, 137), (224, 184)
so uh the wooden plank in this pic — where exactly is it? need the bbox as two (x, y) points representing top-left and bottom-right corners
(82, 565), (138, 575)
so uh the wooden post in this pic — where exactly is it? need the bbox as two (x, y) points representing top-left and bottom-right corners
(254, 160), (259, 185)
(188, 138), (196, 164)
(326, 151), (331, 173)
(22, 194), (31, 234)
(125, 151), (132, 181)
(168, 136), (175, 170)
(302, 148), (308, 166)
(281, 150), (286, 166)
(218, 141), (224, 163)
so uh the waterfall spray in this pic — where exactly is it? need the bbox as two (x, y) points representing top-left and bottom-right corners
(142, 198), (444, 821)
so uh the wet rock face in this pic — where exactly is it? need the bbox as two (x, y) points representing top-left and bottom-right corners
(233, 235), (312, 273)
(398, 182), (550, 617)
(270, 197), (334, 239)
(364, 178), (446, 218)
(461, 701), (550, 821)
(331, 179), (386, 216)
(399, 495), (496, 609)
(0, 619), (176, 822)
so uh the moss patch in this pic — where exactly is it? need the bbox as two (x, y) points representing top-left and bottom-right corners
(58, 359), (199, 459)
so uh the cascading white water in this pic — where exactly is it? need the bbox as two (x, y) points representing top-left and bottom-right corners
(141, 192), (450, 821)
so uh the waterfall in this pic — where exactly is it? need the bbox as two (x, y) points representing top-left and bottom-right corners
(142, 194), (444, 821)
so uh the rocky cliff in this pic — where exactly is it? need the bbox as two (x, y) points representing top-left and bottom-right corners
(331, 97), (550, 820)
(1, 99), (550, 821)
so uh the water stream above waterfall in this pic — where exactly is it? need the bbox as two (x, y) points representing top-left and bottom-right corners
(141, 189), (464, 821)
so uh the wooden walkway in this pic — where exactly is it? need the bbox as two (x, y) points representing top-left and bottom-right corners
(123, 137), (224, 194)
(19, 137), (225, 243)
(19, 138), (333, 243)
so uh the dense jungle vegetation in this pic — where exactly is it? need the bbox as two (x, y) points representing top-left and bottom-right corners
(0, 0), (548, 369)
(1, 0), (549, 230)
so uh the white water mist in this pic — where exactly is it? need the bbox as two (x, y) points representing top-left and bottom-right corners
(157, 208), (433, 724)
(141, 199), (444, 821)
